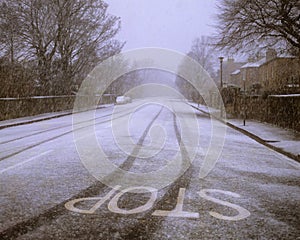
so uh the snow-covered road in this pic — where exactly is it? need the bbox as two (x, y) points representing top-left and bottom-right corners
(0, 98), (299, 239)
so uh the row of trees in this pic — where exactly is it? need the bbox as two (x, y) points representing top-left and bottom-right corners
(176, 0), (300, 99)
(0, 0), (124, 97)
(175, 36), (217, 101)
(214, 0), (300, 56)
(1, 0), (299, 98)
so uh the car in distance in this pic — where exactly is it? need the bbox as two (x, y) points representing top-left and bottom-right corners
(116, 96), (132, 105)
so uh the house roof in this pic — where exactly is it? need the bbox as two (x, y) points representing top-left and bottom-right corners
(277, 53), (296, 58)
(269, 94), (300, 98)
(231, 69), (240, 75)
(241, 57), (267, 69)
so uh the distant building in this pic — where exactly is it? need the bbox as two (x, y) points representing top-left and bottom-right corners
(228, 49), (300, 94)
(259, 51), (300, 93)
(230, 69), (241, 87)
(240, 57), (266, 94)
(216, 58), (245, 88)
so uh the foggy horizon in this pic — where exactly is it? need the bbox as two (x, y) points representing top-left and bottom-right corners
(106, 0), (218, 54)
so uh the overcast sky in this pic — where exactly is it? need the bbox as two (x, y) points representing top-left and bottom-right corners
(106, 0), (218, 54)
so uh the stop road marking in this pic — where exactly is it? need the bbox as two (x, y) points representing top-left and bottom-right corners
(152, 188), (199, 218)
(108, 186), (157, 214)
(65, 186), (250, 221)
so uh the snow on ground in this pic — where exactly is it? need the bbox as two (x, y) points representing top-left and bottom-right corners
(189, 102), (300, 158)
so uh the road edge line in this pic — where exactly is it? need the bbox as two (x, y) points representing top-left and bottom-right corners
(0, 105), (112, 130)
(189, 104), (300, 164)
(0, 150), (53, 174)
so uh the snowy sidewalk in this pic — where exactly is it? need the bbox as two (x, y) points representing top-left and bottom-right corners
(189, 103), (300, 162)
(0, 104), (114, 130)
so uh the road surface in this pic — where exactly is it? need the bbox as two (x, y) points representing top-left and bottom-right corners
(0, 98), (299, 239)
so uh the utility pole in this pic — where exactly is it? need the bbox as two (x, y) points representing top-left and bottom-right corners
(243, 71), (246, 126)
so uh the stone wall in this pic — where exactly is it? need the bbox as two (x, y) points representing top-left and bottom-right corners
(225, 94), (300, 132)
(0, 96), (76, 121)
(0, 95), (115, 121)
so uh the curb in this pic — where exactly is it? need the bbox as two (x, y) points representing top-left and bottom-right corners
(190, 104), (300, 163)
(0, 105), (111, 130)
(0, 112), (72, 130)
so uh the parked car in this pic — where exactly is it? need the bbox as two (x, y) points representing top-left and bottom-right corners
(116, 96), (131, 105)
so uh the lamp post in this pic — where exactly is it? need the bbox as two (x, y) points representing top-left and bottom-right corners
(242, 70), (246, 126)
(219, 57), (224, 88)
(219, 57), (224, 118)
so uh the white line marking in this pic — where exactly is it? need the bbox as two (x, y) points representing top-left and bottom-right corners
(152, 188), (199, 218)
(198, 189), (250, 221)
(282, 156), (300, 169)
(65, 186), (121, 214)
(0, 150), (53, 174)
(108, 186), (158, 214)
(269, 148), (300, 169)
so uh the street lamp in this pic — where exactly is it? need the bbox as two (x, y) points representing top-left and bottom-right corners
(219, 57), (224, 118)
(242, 70), (246, 126)
(219, 57), (224, 88)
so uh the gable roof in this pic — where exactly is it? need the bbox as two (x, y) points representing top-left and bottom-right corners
(241, 57), (267, 69)
(231, 69), (240, 75)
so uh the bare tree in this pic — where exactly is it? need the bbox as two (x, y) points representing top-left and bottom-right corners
(0, 0), (124, 95)
(188, 36), (216, 78)
(175, 36), (217, 101)
(214, 0), (300, 55)
(53, 0), (124, 94)
(0, 1), (24, 63)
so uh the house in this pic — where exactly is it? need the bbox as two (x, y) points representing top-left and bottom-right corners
(258, 51), (300, 93)
(230, 69), (241, 87)
(216, 58), (245, 87)
(240, 57), (266, 94)
(229, 49), (300, 94)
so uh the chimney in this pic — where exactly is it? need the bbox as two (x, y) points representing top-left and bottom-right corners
(248, 57), (255, 62)
(266, 48), (277, 62)
(227, 57), (234, 63)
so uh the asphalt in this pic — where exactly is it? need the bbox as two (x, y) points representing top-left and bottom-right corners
(1, 99), (299, 239)
(189, 103), (300, 163)
(1, 102), (299, 163)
